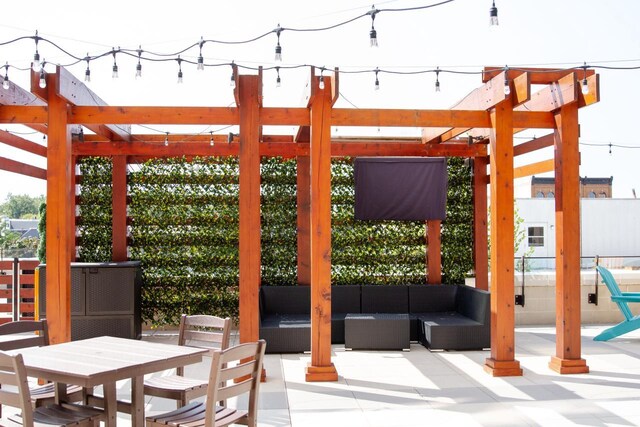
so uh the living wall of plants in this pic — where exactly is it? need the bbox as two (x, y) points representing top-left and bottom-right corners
(75, 155), (473, 326)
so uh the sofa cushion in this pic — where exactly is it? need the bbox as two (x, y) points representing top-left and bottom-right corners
(331, 285), (361, 314)
(408, 284), (457, 313)
(361, 285), (408, 313)
(260, 285), (310, 316)
(455, 285), (490, 324)
(261, 314), (310, 328)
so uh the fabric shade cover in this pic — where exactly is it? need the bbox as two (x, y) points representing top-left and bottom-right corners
(354, 157), (448, 221)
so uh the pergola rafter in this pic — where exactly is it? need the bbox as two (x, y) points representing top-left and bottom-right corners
(0, 64), (599, 381)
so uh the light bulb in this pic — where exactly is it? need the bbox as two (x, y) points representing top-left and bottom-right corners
(275, 44), (282, 62)
(164, 133), (169, 146)
(230, 73), (236, 88)
(176, 57), (183, 84)
(112, 64), (119, 79)
(177, 70), (183, 84)
(490, 1), (499, 26)
(370, 29), (378, 47)
(84, 68), (91, 82)
(135, 62), (142, 79)
(197, 55), (204, 71)
(39, 70), (46, 88)
(581, 78), (589, 95)
(32, 54), (41, 72)
(374, 69), (380, 91)
(2, 76), (9, 90)
(276, 75), (281, 88)
(435, 80), (441, 92)
(210, 132), (215, 147)
(435, 67), (441, 92)
(319, 75), (325, 90)
(503, 79), (511, 95)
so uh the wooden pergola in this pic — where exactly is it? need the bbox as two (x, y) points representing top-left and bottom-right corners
(0, 65), (599, 380)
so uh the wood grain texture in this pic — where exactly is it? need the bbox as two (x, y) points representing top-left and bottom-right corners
(112, 155), (128, 262)
(473, 156), (489, 291)
(426, 220), (442, 284)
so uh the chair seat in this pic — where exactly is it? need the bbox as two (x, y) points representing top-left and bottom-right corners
(6, 403), (104, 426)
(146, 402), (247, 427)
(30, 383), (85, 403)
(144, 375), (208, 397)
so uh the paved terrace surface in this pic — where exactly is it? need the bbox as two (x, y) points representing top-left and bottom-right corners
(12, 325), (640, 426)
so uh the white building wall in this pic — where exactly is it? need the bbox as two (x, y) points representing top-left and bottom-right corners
(515, 198), (640, 259)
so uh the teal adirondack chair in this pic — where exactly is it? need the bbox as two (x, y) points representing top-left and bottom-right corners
(594, 266), (640, 341)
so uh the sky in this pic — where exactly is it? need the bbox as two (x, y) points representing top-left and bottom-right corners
(1, 0), (639, 203)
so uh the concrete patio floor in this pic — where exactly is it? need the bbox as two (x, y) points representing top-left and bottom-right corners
(134, 325), (640, 427)
(8, 325), (640, 426)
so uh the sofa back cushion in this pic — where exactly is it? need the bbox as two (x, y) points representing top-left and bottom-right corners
(260, 286), (310, 316)
(332, 285), (361, 314)
(408, 284), (457, 313)
(361, 285), (408, 313)
(455, 285), (490, 324)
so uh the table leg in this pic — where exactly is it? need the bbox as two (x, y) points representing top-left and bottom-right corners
(54, 382), (68, 404)
(103, 382), (118, 427)
(131, 376), (144, 427)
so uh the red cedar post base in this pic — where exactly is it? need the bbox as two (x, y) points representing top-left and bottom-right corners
(305, 363), (338, 382)
(549, 357), (589, 374)
(484, 358), (523, 377)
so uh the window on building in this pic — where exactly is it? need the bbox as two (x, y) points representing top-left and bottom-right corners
(599, 192), (607, 198)
(528, 226), (544, 247)
(536, 191), (545, 198)
(588, 191), (596, 198)
(546, 191), (554, 198)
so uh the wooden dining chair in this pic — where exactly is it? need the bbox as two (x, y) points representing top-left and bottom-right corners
(0, 350), (105, 427)
(0, 320), (84, 411)
(144, 314), (232, 407)
(146, 339), (266, 427)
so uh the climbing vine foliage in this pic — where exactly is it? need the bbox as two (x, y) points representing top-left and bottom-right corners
(76, 156), (472, 327)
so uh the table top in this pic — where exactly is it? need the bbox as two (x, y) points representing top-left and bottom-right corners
(13, 336), (208, 387)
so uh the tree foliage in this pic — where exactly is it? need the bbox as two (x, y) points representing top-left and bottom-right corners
(0, 194), (45, 219)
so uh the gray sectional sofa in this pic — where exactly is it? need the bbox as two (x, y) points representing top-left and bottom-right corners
(259, 284), (490, 354)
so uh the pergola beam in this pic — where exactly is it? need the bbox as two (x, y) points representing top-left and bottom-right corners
(514, 133), (555, 156)
(0, 156), (46, 179)
(483, 66), (596, 84)
(514, 159), (554, 179)
(0, 129), (47, 157)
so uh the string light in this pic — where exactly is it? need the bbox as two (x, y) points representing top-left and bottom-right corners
(374, 67), (380, 90)
(490, 1), (499, 26)
(609, 143), (612, 155)
(503, 66), (511, 95)
(176, 56), (183, 84)
(136, 46), (142, 79)
(38, 66), (46, 89)
(84, 54), (91, 82)
(368, 6), (379, 47)
(209, 131), (214, 147)
(274, 25), (283, 62)
(32, 30), (41, 72)
(319, 68), (325, 90)
(2, 62), (9, 90)
(197, 37), (205, 71)
(581, 61), (589, 95)
(230, 62), (236, 88)
(111, 48), (119, 79)
(164, 132), (169, 146)
(276, 66), (281, 88)
(435, 66), (441, 92)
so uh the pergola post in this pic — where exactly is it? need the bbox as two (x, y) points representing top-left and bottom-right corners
(426, 221), (442, 284)
(112, 155), (128, 262)
(484, 96), (522, 377)
(238, 74), (262, 347)
(44, 72), (73, 344)
(305, 75), (338, 382)
(549, 102), (589, 374)
(69, 154), (77, 262)
(473, 156), (489, 291)
(297, 155), (311, 286)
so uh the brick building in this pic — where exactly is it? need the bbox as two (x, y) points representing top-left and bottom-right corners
(531, 176), (613, 198)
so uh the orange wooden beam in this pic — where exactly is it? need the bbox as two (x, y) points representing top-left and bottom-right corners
(513, 133), (555, 156)
(112, 155), (128, 262)
(306, 75), (338, 382)
(297, 156), (311, 286)
(0, 105), (48, 123)
(549, 102), (589, 375)
(426, 220), (442, 284)
(514, 159), (555, 179)
(484, 96), (522, 377)
(69, 106), (240, 125)
(473, 156), (489, 291)
(0, 156), (46, 179)
(483, 66), (595, 84)
(45, 72), (73, 344)
(238, 75), (262, 350)
(0, 129), (47, 157)
(333, 109), (490, 128)
(516, 73), (578, 112)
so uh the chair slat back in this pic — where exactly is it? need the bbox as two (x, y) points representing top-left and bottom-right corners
(0, 320), (49, 351)
(0, 351), (35, 426)
(597, 266), (634, 320)
(203, 340), (266, 427)
(179, 315), (232, 351)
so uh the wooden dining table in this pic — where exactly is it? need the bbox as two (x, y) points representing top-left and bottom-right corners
(12, 335), (208, 427)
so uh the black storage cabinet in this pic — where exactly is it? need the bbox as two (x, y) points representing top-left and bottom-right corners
(37, 261), (142, 340)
